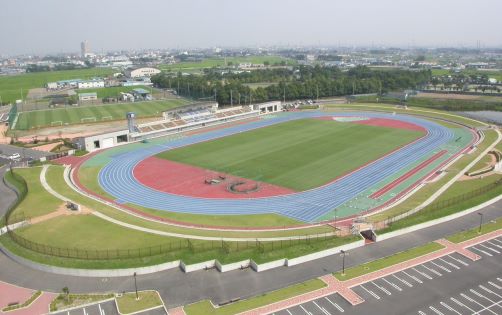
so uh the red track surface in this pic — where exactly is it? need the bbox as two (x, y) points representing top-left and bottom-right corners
(133, 156), (295, 199)
(370, 150), (448, 199)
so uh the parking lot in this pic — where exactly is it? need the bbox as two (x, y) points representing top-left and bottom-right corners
(272, 237), (502, 315)
(0, 143), (53, 165)
(51, 299), (167, 315)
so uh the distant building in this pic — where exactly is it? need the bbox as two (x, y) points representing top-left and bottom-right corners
(78, 92), (97, 102)
(125, 67), (161, 78)
(77, 79), (105, 89)
(130, 88), (152, 101)
(81, 40), (90, 57)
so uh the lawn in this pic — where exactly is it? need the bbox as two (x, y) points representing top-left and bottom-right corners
(14, 98), (189, 130)
(6, 167), (61, 218)
(184, 279), (325, 315)
(446, 218), (502, 244)
(157, 118), (423, 191)
(116, 291), (163, 315)
(0, 68), (115, 104)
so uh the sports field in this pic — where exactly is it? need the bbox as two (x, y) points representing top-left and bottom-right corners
(0, 68), (115, 104)
(157, 119), (423, 191)
(13, 98), (189, 130)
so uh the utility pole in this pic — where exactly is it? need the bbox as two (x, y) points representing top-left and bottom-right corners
(133, 272), (138, 300)
(230, 90), (233, 106)
(283, 85), (286, 103)
(340, 250), (347, 276)
(316, 85), (319, 102)
(478, 212), (483, 233)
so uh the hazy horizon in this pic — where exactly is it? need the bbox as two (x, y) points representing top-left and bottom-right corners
(1, 0), (501, 56)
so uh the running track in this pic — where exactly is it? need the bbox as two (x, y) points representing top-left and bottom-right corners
(98, 111), (456, 223)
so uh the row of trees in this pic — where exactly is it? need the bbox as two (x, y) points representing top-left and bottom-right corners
(152, 66), (432, 105)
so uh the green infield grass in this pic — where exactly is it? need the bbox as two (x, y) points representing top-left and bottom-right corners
(157, 118), (423, 191)
(14, 98), (189, 130)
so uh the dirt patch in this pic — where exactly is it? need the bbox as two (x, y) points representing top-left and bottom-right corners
(29, 202), (92, 224)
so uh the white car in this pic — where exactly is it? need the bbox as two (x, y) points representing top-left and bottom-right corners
(9, 153), (21, 160)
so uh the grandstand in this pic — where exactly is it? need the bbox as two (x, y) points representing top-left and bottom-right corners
(131, 102), (259, 140)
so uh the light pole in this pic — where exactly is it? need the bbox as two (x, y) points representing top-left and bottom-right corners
(333, 208), (338, 231)
(478, 212), (483, 233)
(133, 272), (138, 300)
(340, 250), (347, 276)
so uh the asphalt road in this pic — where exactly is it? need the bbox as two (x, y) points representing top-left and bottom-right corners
(0, 165), (17, 218)
(0, 175), (501, 309)
(0, 143), (53, 160)
(276, 236), (502, 315)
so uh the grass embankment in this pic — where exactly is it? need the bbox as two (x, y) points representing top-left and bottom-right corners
(50, 293), (114, 312)
(184, 279), (325, 315)
(158, 118), (422, 191)
(446, 219), (502, 244)
(15, 98), (189, 130)
(5, 167), (60, 218)
(116, 291), (163, 315)
(334, 242), (444, 280)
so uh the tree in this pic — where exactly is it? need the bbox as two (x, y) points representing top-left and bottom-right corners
(62, 287), (70, 302)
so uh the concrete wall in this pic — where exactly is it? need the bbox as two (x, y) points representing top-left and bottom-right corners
(180, 260), (216, 273)
(286, 239), (365, 267)
(250, 259), (286, 272)
(215, 259), (251, 272)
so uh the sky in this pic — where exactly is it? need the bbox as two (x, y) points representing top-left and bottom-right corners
(0, 0), (501, 55)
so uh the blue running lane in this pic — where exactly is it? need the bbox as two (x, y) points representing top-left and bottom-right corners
(98, 111), (454, 223)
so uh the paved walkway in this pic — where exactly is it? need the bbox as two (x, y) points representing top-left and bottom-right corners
(234, 229), (502, 315)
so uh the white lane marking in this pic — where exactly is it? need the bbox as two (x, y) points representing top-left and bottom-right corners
(447, 254), (469, 266)
(440, 301), (461, 314)
(461, 293), (497, 315)
(487, 240), (502, 249)
(431, 261), (451, 273)
(413, 267), (433, 280)
(371, 281), (391, 295)
(403, 270), (423, 284)
(439, 257), (459, 270)
(360, 284), (380, 300)
(480, 285), (502, 298)
(313, 301), (331, 315)
(393, 274), (413, 287)
(470, 246), (493, 256)
(429, 306), (444, 315)
(324, 297), (344, 313)
(488, 281), (502, 290)
(382, 278), (402, 291)
(480, 243), (500, 254)
(421, 264), (441, 277)
(300, 304), (313, 315)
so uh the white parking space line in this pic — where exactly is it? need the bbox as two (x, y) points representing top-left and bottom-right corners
(487, 241), (502, 249)
(431, 261), (451, 273)
(480, 243), (500, 254)
(324, 297), (344, 313)
(286, 309), (293, 315)
(447, 254), (469, 266)
(498, 278), (502, 282)
(480, 285), (502, 298)
(360, 284), (380, 300)
(470, 246), (493, 256)
(438, 257), (460, 270)
(451, 297), (477, 313)
(393, 274), (413, 287)
(421, 264), (442, 277)
(429, 306), (444, 315)
(402, 270), (423, 283)
(371, 281), (391, 295)
(491, 238), (502, 245)
(440, 301), (461, 314)
(99, 304), (105, 315)
(300, 305), (313, 315)
(418, 311), (427, 315)
(413, 267), (434, 280)
(461, 293), (497, 314)
(470, 289), (502, 308)
(382, 278), (402, 291)
(82, 308), (88, 315)
(488, 281), (502, 290)
(313, 301), (331, 315)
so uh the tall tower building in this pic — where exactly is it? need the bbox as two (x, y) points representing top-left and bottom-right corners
(80, 40), (90, 57)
